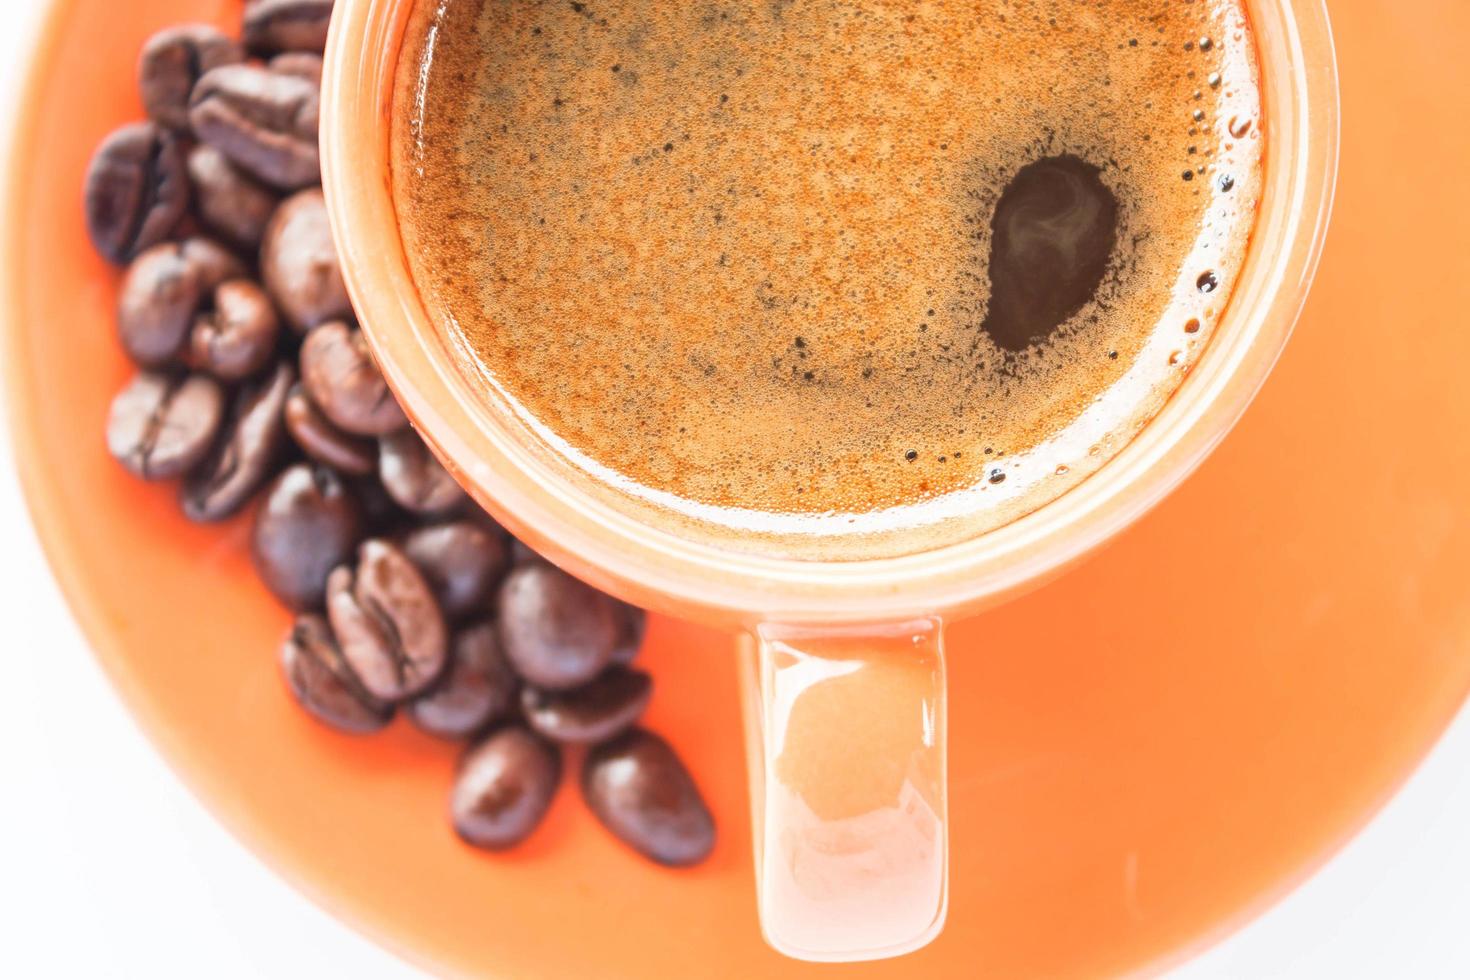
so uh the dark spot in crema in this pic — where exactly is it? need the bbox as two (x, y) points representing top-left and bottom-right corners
(988, 469), (1006, 484)
(1197, 270), (1219, 293)
(1218, 174), (1234, 192)
(980, 154), (1118, 352)
(905, 450), (918, 461)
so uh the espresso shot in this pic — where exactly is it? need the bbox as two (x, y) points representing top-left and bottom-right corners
(391, 0), (1263, 558)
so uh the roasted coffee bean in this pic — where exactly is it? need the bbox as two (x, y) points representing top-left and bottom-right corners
(280, 613), (392, 733)
(244, 0), (334, 54)
(138, 24), (244, 131)
(408, 621), (519, 740)
(284, 384), (377, 476)
(188, 279), (281, 380)
(378, 429), (467, 516)
(84, 122), (189, 265)
(117, 239), (246, 367)
(260, 189), (351, 331)
(253, 463), (364, 610)
(497, 562), (621, 690)
(401, 520), (508, 622)
(299, 321), (408, 436)
(186, 144), (280, 249)
(268, 52), (323, 86)
(582, 729), (715, 867)
(188, 64), (320, 189)
(451, 726), (561, 850)
(522, 666), (652, 745)
(106, 371), (225, 480)
(116, 243), (229, 367)
(611, 603), (647, 665)
(326, 539), (448, 701)
(181, 360), (293, 522)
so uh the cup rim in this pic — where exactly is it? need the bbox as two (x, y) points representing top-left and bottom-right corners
(321, 0), (1339, 627)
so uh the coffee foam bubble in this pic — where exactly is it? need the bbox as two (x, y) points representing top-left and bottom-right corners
(393, 0), (1263, 560)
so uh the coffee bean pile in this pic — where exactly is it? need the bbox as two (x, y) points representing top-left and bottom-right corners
(82, 1), (714, 867)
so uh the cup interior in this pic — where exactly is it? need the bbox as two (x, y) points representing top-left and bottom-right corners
(322, 0), (1338, 628)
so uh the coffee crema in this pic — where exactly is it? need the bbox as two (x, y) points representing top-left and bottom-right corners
(391, 0), (1263, 559)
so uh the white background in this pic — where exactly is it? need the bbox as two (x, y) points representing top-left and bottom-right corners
(3, 4), (1470, 978)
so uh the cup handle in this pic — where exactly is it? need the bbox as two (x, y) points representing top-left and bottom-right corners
(738, 618), (948, 962)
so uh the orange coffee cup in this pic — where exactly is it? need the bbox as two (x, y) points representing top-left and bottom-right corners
(320, 0), (1338, 961)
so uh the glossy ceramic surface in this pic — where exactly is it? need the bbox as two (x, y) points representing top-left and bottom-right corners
(6, 0), (1470, 977)
(321, 1), (1334, 959)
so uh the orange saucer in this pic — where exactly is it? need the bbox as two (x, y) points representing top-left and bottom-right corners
(5, 1), (1470, 976)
